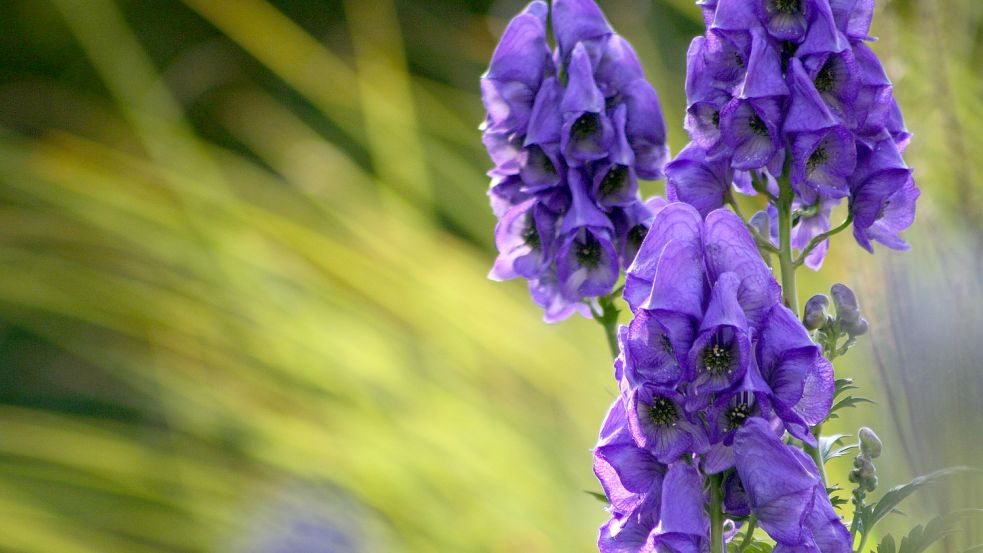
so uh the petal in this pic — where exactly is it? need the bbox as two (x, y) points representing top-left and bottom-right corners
(552, 0), (613, 61)
(625, 203), (704, 311)
(703, 209), (782, 329)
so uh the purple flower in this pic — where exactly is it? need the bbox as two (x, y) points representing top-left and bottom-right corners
(480, 1), (552, 135)
(594, 399), (666, 525)
(665, 143), (735, 218)
(734, 418), (818, 544)
(481, 0), (670, 322)
(668, 0), (917, 263)
(687, 272), (752, 400)
(628, 384), (708, 463)
(756, 303), (834, 445)
(850, 132), (918, 252)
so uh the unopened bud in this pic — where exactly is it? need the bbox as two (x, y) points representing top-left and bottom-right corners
(863, 475), (878, 492)
(853, 455), (865, 468)
(858, 427), (882, 458)
(803, 294), (830, 331)
(859, 458), (877, 480)
(750, 211), (770, 238)
(842, 317), (869, 337)
(831, 284), (861, 324)
(848, 468), (861, 483)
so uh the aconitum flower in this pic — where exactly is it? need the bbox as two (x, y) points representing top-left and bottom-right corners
(670, 0), (917, 267)
(595, 202), (843, 552)
(482, 0), (669, 322)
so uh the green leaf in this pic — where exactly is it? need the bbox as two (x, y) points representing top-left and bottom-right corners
(831, 395), (875, 413)
(834, 378), (859, 399)
(878, 535), (897, 553)
(585, 490), (610, 504)
(865, 467), (978, 530)
(819, 433), (859, 462)
(896, 514), (964, 553)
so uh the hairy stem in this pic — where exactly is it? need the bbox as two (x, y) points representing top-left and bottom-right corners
(776, 168), (828, 487)
(710, 473), (725, 553)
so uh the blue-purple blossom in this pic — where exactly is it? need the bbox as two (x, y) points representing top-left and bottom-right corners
(482, 0), (670, 322)
(670, 0), (918, 266)
(595, 203), (843, 552)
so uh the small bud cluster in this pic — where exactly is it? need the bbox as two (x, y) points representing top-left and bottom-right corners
(849, 426), (882, 494)
(804, 282), (867, 358)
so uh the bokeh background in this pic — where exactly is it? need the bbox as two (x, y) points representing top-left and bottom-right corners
(1, 0), (981, 551)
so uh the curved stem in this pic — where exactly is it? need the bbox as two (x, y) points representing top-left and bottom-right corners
(710, 473), (725, 553)
(726, 194), (779, 255)
(591, 292), (621, 359)
(793, 213), (854, 268)
(736, 515), (758, 553)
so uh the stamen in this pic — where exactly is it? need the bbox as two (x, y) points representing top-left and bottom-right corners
(575, 235), (602, 269)
(599, 166), (628, 197)
(702, 344), (734, 375)
(749, 114), (769, 137)
(571, 113), (600, 140)
(649, 397), (679, 427)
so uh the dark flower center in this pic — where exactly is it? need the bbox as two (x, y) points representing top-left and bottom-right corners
(661, 334), (674, 355)
(773, 0), (802, 14)
(649, 397), (679, 427)
(571, 113), (600, 140)
(522, 217), (540, 250)
(627, 224), (648, 250)
(711, 111), (721, 129)
(749, 114), (769, 137)
(599, 165), (628, 197)
(726, 403), (753, 430)
(702, 344), (733, 375)
(575, 235), (602, 269)
(541, 152), (557, 175)
(807, 145), (829, 172)
(814, 60), (837, 93)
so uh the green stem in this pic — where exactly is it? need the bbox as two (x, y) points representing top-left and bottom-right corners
(776, 167), (828, 487)
(776, 172), (798, 315)
(710, 473), (725, 553)
(726, 194), (779, 254)
(793, 213), (854, 268)
(855, 528), (871, 553)
(736, 515), (758, 553)
(591, 293), (620, 359)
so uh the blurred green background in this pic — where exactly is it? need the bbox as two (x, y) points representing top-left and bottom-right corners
(0, 0), (980, 551)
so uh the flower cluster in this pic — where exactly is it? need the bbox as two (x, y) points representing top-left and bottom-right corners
(482, 0), (669, 322)
(595, 203), (849, 552)
(666, 0), (918, 269)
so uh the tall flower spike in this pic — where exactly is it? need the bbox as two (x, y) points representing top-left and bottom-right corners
(596, 202), (840, 552)
(481, 0), (670, 321)
(668, 0), (917, 267)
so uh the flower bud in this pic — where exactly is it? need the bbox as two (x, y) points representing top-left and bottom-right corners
(803, 294), (830, 331)
(859, 458), (877, 480)
(750, 211), (770, 238)
(831, 283), (861, 324)
(858, 427), (882, 458)
(848, 468), (861, 483)
(863, 475), (878, 492)
(842, 316), (869, 337)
